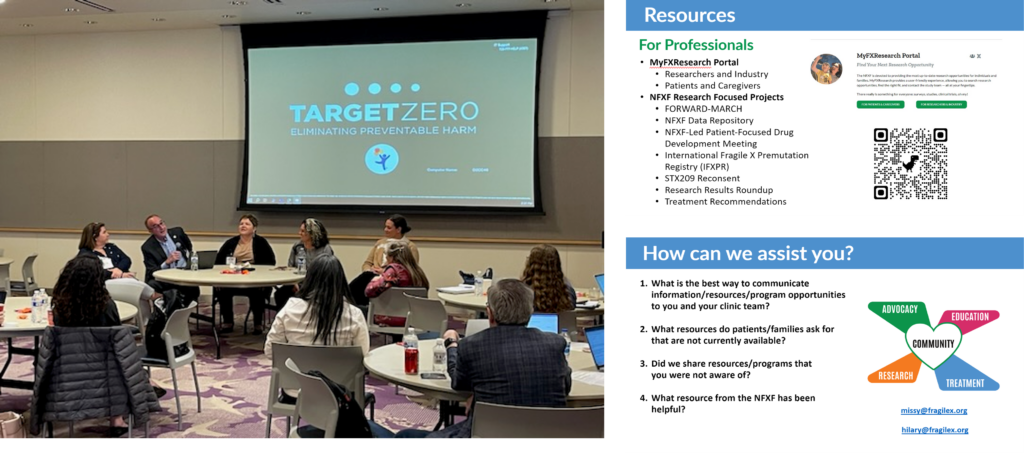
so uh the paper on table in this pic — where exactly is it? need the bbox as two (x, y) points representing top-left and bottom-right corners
(437, 284), (475, 294)
(572, 371), (604, 387)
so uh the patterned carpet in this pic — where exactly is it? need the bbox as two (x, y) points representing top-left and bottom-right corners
(0, 303), (461, 438)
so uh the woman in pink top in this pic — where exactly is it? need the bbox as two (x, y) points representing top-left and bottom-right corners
(365, 243), (430, 328)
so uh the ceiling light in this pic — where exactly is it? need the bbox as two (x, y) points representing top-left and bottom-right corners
(296, 11), (311, 15)
(65, 8), (80, 12)
(456, 3), (472, 6)
(151, 18), (166, 22)
(374, 7), (389, 11)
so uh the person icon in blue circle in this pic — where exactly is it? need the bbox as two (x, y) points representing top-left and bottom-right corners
(365, 144), (399, 175)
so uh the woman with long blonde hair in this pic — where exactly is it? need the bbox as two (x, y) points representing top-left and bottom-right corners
(365, 242), (429, 298)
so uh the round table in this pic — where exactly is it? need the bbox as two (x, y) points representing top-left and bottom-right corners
(1, 297), (137, 335)
(1, 297), (139, 391)
(153, 265), (304, 358)
(438, 292), (605, 315)
(153, 265), (305, 288)
(364, 338), (604, 407)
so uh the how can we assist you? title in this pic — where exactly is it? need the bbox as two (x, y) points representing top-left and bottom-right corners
(643, 245), (855, 265)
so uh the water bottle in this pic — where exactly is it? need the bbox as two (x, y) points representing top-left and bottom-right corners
(560, 328), (572, 357)
(474, 270), (483, 296)
(31, 290), (41, 324)
(297, 248), (307, 274)
(433, 339), (446, 372)
(403, 326), (419, 375)
(39, 289), (49, 320)
(190, 250), (199, 271)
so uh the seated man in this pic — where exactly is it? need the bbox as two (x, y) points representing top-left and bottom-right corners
(141, 214), (200, 305)
(396, 278), (572, 438)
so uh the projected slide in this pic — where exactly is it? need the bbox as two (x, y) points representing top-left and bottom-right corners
(245, 39), (538, 209)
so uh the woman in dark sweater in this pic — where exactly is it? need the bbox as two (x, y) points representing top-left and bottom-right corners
(77, 222), (135, 280)
(214, 214), (276, 334)
(52, 254), (126, 433)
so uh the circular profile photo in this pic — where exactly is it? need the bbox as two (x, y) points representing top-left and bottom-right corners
(810, 54), (842, 85)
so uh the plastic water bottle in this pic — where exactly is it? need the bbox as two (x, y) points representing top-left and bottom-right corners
(433, 339), (446, 372)
(560, 328), (572, 357)
(474, 270), (483, 296)
(39, 289), (49, 319)
(31, 290), (41, 324)
(297, 248), (307, 274)
(403, 326), (419, 375)
(190, 250), (199, 271)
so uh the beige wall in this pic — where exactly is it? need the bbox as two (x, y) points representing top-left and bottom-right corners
(0, 11), (603, 141)
(0, 232), (604, 300)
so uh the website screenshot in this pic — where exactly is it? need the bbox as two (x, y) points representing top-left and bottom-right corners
(622, 0), (1024, 216)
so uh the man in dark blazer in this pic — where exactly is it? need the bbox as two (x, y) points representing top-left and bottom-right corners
(141, 214), (200, 304)
(396, 279), (572, 438)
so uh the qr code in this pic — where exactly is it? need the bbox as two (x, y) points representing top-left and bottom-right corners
(873, 128), (948, 200)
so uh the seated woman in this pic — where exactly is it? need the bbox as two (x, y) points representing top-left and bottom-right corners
(78, 222), (135, 280)
(521, 244), (577, 313)
(365, 243), (430, 328)
(214, 214), (276, 334)
(349, 214), (420, 307)
(264, 254), (392, 437)
(273, 218), (334, 309)
(51, 254), (128, 435)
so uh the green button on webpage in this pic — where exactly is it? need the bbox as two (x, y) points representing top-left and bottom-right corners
(917, 100), (967, 109)
(857, 101), (904, 109)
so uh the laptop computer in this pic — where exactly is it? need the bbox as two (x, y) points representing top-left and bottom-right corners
(584, 325), (605, 371)
(465, 319), (489, 337)
(527, 313), (558, 333)
(196, 251), (216, 270)
(595, 273), (604, 296)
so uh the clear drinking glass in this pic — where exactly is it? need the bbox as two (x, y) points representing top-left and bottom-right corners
(226, 256), (237, 269)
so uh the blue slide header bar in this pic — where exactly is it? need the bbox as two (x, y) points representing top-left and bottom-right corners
(626, 0), (1024, 31)
(626, 238), (1024, 269)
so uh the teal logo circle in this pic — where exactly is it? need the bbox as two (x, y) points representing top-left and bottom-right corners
(365, 144), (399, 175)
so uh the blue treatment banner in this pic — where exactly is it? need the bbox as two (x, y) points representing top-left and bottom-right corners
(625, 238), (1024, 269)
(625, 0), (1024, 31)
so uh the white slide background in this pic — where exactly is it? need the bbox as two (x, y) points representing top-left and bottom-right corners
(622, 268), (1024, 453)
(622, 31), (1024, 216)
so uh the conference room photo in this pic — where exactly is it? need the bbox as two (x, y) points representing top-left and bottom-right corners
(0, 0), (604, 440)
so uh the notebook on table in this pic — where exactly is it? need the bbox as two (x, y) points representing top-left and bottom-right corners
(527, 313), (558, 333)
(584, 325), (605, 371)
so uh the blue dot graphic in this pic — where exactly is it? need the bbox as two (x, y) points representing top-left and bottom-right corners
(344, 83), (359, 96)
(369, 83), (381, 94)
(411, 83), (421, 92)
(390, 83), (402, 93)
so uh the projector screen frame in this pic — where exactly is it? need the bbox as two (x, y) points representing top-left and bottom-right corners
(238, 11), (548, 215)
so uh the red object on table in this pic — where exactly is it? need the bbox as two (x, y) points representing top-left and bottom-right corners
(404, 347), (419, 375)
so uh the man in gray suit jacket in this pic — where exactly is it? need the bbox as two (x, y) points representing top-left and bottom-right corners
(397, 279), (572, 438)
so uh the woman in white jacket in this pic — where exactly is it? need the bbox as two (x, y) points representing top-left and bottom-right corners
(265, 254), (369, 360)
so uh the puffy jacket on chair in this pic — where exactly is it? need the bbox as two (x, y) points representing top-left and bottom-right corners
(30, 326), (161, 435)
